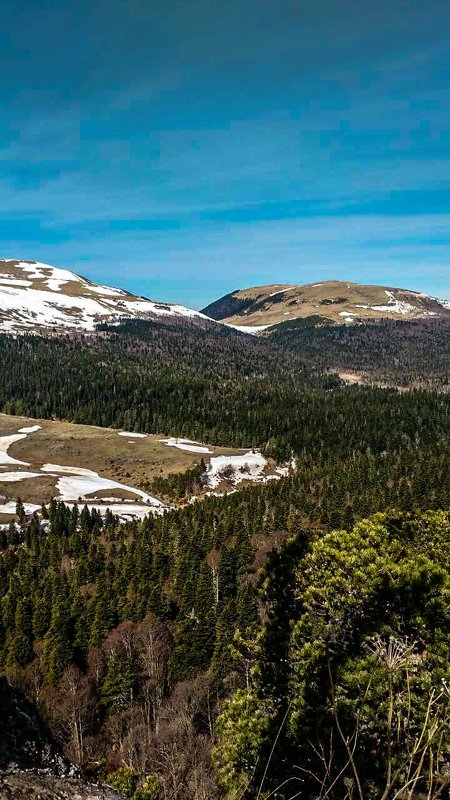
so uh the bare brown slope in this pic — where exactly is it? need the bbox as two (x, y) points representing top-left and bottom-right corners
(203, 280), (448, 328)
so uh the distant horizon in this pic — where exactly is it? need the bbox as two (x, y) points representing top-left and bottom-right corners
(1, 254), (448, 310)
(93, 268), (450, 310)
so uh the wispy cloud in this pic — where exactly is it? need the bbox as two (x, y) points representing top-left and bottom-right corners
(0, 1), (448, 305)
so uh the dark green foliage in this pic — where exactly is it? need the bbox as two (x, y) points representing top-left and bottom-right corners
(0, 320), (321, 455)
(201, 291), (255, 320)
(268, 314), (332, 330)
(271, 315), (450, 389)
(215, 511), (450, 799)
(147, 461), (206, 500)
(0, 325), (449, 464)
(0, 319), (449, 798)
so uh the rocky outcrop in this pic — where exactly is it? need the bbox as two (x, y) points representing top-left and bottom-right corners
(0, 677), (67, 775)
(0, 773), (125, 799)
(0, 678), (124, 799)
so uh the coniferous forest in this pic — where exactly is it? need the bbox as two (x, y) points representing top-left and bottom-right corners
(0, 318), (449, 799)
(269, 315), (450, 390)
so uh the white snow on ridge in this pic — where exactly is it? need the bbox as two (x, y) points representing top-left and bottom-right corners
(86, 284), (126, 297)
(119, 298), (211, 322)
(226, 323), (272, 334)
(0, 284), (118, 331)
(0, 259), (211, 333)
(160, 437), (213, 454)
(15, 261), (83, 293)
(355, 291), (415, 316)
(371, 302), (413, 314)
(0, 278), (32, 287)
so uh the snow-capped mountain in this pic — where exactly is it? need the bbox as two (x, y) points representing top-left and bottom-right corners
(202, 280), (450, 331)
(0, 259), (210, 334)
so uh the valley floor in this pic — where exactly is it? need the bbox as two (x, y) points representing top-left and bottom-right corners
(0, 414), (286, 522)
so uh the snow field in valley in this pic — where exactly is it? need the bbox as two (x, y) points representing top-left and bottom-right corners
(40, 464), (163, 507)
(204, 452), (268, 489)
(0, 434), (30, 466)
(18, 425), (42, 434)
(0, 425), (166, 519)
(117, 431), (148, 439)
(159, 437), (213, 454)
(203, 452), (295, 490)
(0, 421), (295, 519)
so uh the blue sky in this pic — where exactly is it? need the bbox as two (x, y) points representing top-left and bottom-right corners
(0, 0), (449, 307)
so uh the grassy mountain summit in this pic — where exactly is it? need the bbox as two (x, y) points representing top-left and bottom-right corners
(202, 280), (450, 329)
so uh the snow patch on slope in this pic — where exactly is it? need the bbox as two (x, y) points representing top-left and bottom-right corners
(18, 425), (42, 434)
(118, 431), (147, 438)
(204, 451), (268, 489)
(0, 471), (46, 481)
(0, 259), (211, 333)
(41, 463), (164, 507)
(339, 311), (358, 323)
(355, 291), (415, 315)
(0, 424), (167, 520)
(226, 323), (271, 334)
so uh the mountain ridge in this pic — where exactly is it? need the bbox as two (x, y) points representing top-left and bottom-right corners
(0, 259), (211, 334)
(202, 279), (450, 330)
(2, 262), (449, 337)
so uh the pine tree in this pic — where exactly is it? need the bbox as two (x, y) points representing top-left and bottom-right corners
(101, 647), (135, 711)
(8, 597), (33, 668)
(41, 577), (73, 684)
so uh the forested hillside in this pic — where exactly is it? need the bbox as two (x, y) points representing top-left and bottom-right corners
(270, 315), (450, 390)
(215, 510), (450, 800)
(0, 319), (449, 799)
(1, 422), (449, 796)
(0, 322), (449, 460)
(2, 0), (449, 796)
(0, 320), (321, 459)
